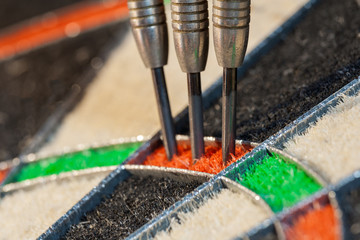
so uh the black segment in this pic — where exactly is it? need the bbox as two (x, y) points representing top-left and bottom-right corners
(63, 175), (201, 239)
(180, 0), (360, 142)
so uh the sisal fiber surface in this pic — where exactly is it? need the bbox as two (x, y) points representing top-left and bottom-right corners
(12, 142), (141, 183)
(143, 143), (253, 174)
(283, 204), (341, 240)
(154, 189), (270, 240)
(284, 94), (360, 183)
(199, 0), (360, 143)
(229, 153), (321, 212)
(0, 172), (108, 240)
(63, 175), (201, 239)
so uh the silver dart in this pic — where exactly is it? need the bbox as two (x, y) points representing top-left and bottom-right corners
(171, 0), (209, 160)
(212, 0), (250, 164)
(128, 0), (177, 160)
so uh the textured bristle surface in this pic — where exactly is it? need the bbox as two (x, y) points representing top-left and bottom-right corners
(284, 94), (360, 183)
(284, 204), (341, 240)
(339, 186), (360, 239)
(143, 143), (253, 174)
(13, 142), (141, 183)
(154, 189), (270, 240)
(0, 172), (108, 240)
(63, 175), (201, 239)
(193, 0), (360, 143)
(230, 153), (322, 212)
(0, 168), (10, 183)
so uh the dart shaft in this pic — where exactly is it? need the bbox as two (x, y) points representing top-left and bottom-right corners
(152, 68), (178, 159)
(222, 68), (237, 163)
(187, 73), (205, 159)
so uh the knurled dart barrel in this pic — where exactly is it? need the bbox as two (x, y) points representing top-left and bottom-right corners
(171, 0), (209, 73)
(128, 0), (169, 68)
(212, 0), (250, 68)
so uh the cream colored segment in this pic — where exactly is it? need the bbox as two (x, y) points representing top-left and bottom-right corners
(39, 0), (307, 154)
(155, 189), (270, 240)
(0, 173), (107, 240)
(284, 94), (360, 184)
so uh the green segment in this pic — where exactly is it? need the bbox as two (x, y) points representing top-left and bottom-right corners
(13, 142), (142, 183)
(228, 152), (322, 213)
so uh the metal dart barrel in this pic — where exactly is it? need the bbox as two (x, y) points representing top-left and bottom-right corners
(128, 0), (177, 160)
(212, 0), (250, 163)
(128, 0), (168, 68)
(213, 0), (250, 68)
(171, 0), (209, 159)
(171, 0), (209, 73)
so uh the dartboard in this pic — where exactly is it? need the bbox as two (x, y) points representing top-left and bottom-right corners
(0, 0), (359, 239)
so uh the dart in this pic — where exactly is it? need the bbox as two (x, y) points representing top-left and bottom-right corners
(171, 0), (209, 160)
(212, 0), (250, 163)
(128, 0), (177, 160)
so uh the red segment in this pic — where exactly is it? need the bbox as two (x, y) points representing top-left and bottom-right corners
(0, 0), (128, 59)
(285, 204), (341, 240)
(143, 142), (253, 174)
(0, 168), (10, 184)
